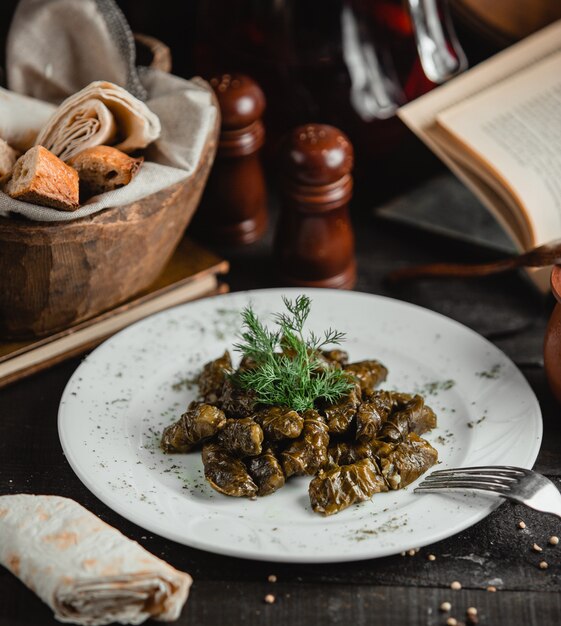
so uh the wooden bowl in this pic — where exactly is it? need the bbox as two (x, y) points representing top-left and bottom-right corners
(544, 265), (561, 404)
(452, 0), (561, 45)
(0, 43), (219, 339)
(0, 123), (218, 339)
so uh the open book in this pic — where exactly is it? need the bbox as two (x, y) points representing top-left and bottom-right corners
(398, 19), (561, 291)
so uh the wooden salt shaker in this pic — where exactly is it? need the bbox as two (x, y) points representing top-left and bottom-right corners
(274, 124), (356, 288)
(197, 73), (268, 244)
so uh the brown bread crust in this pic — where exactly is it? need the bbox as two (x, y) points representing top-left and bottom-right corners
(5, 145), (79, 211)
(67, 145), (143, 196)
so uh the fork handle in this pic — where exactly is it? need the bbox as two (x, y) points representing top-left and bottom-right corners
(415, 486), (561, 519)
(511, 495), (561, 519)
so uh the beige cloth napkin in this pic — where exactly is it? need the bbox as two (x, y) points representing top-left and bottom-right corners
(0, 87), (56, 152)
(36, 81), (162, 161)
(1, 0), (218, 222)
(7, 0), (146, 103)
(0, 494), (192, 625)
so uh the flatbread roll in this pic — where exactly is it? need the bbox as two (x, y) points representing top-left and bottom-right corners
(0, 138), (18, 184)
(35, 81), (161, 162)
(0, 494), (191, 625)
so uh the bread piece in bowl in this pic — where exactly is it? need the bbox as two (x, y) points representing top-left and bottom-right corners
(67, 145), (143, 196)
(0, 138), (18, 184)
(5, 146), (79, 211)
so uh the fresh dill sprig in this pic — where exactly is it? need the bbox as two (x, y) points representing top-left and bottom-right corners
(233, 295), (352, 412)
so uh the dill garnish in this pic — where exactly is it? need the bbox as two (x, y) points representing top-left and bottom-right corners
(233, 295), (353, 412)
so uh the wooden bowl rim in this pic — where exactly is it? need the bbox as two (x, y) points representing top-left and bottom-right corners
(0, 179), (186, 235)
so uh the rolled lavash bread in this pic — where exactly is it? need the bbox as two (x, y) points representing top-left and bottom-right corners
(0, 138), (19, 183)
(0, 494), (191, 626)
(35, 81), (161, 162)
(0, 87), (57, 152)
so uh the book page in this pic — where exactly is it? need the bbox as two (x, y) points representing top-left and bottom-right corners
(428, 129), (531, 248)
(398, 19), (561, 251)
(436, 51), (561, 247)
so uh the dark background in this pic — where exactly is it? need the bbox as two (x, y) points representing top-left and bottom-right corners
(0, 0), (498, 91)
(0, 1), (199, 81)
(0, 0), (502, 205)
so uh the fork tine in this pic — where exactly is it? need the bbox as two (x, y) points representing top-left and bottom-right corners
(430, 466), (527, 477)
(415, 481), (510, 494)
(422, 475), (515, 488)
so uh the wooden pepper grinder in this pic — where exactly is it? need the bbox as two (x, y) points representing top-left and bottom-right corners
(274, 124), (356, 288)
(197, 73), (268, 244)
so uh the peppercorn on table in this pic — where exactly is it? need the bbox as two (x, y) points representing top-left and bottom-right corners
(1, 166), (560, 626)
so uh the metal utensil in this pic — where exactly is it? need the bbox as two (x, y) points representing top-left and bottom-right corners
(415, 466), (561, 518)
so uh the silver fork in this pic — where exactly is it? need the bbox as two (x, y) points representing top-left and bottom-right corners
(414, 466), (561, 518)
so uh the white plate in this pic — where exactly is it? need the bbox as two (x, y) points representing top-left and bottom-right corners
(58, 289), (542, 563)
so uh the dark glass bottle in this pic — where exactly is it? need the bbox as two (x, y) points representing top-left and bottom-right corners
(194, 0), (465, 179)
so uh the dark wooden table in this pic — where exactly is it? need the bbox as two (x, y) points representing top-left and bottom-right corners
(1, 167), (561, 626)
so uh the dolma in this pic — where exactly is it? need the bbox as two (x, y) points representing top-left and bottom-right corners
(217, 417), (264, 457)
(312, 350), (347, 372)
(379, 433), (438, 489)
(344, 360), (388, 396)
(363, 390), (405, 418)
(327, 441), (376, 467)
(309, 458), (388, 516)
(161, 403), (226, 453)
(321, 349), (349, 367)
(219, 377), (258, 418)
(246, 448), (286, 496)
(280, 341), (346, 371)
(369, 439), (396, 460)
(280, 410), (329, 477)
(415, 403), (437, 435)
(238, 354), (258, 371)
(202, 443), (257, 497)
(253, 406), (304, 441)
(198, 351), (232, 404)
(321, 381), (361, 434)
(355, 401), (384, 443)
(379, 394), (437, 443)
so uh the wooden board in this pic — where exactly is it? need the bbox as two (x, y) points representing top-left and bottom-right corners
(0, 237), (228, 387)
